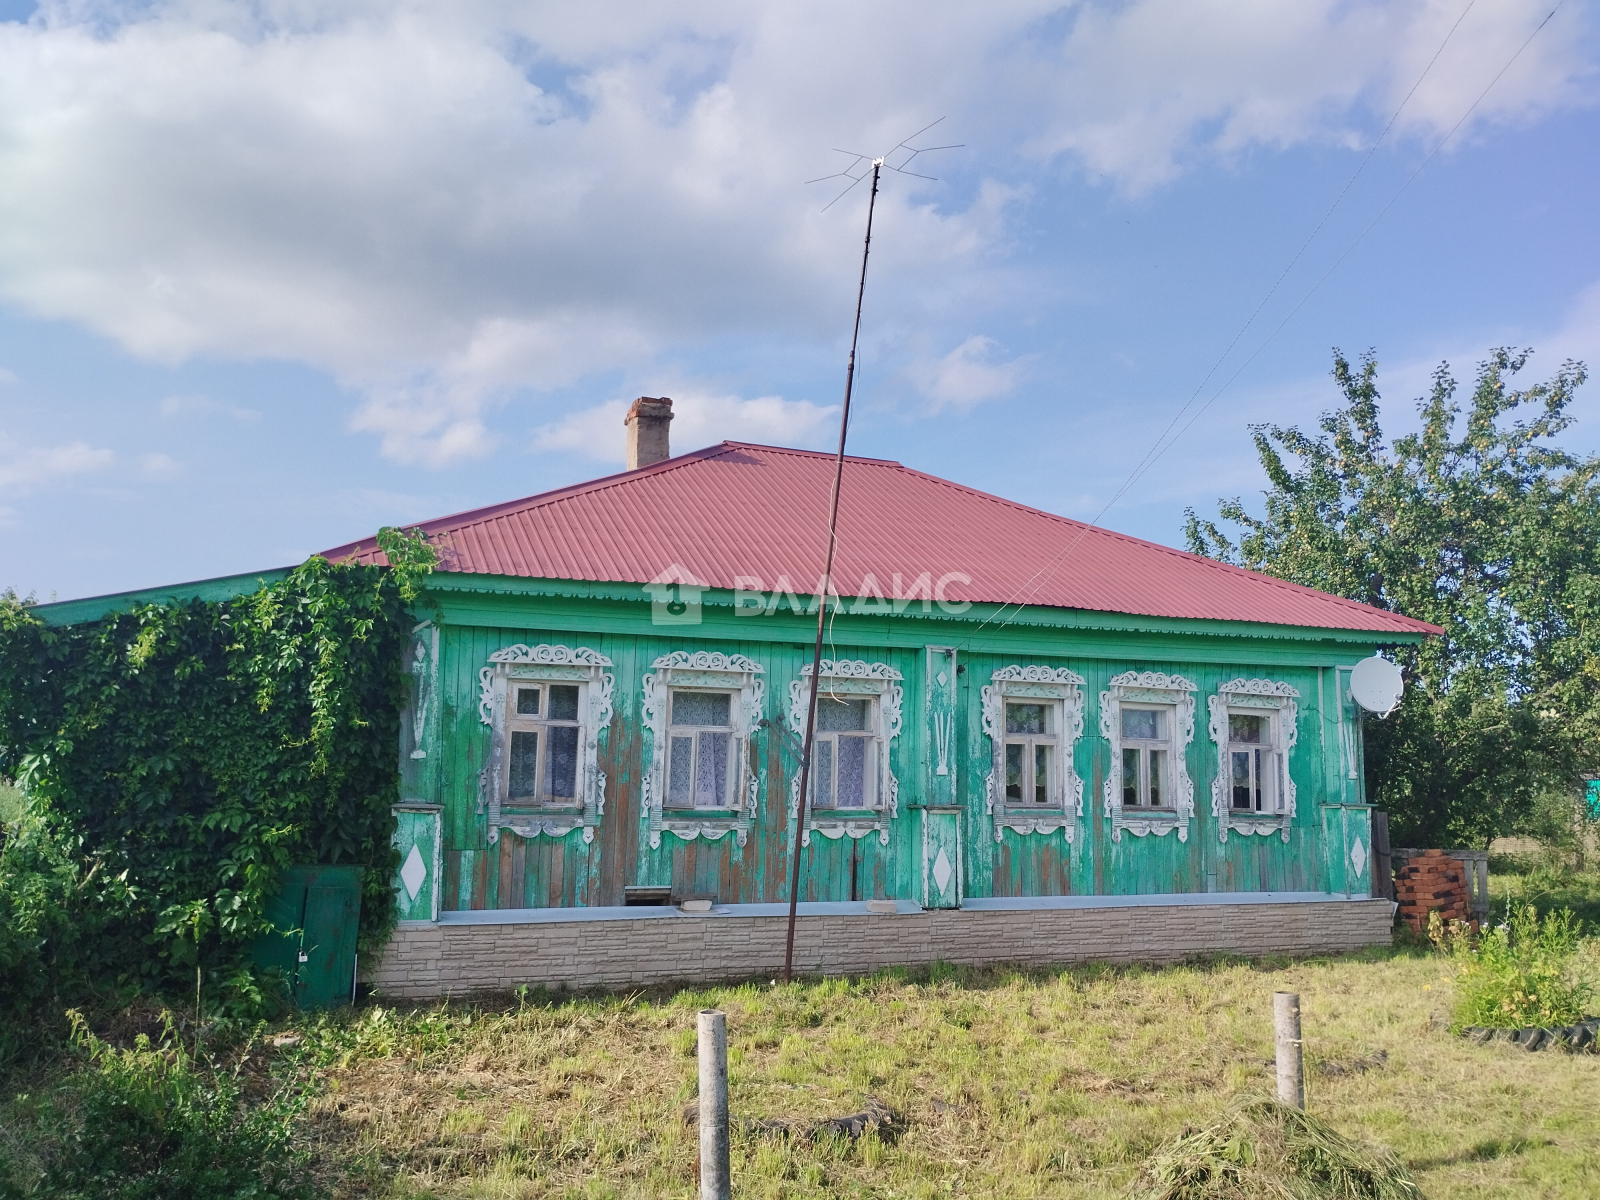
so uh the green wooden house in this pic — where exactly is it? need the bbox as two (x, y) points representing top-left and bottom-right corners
(42, 399), (1439, 994)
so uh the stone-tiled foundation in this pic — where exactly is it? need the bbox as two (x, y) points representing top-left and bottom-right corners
(367, 895), (1396, 999)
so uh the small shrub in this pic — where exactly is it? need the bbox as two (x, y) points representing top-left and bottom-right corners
(0, 807), (137, 1064)
(3, 1012), (318, 1200)
(1442, 904), (1594, 1030)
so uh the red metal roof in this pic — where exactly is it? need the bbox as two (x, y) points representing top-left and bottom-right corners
(321, 442), (1440, 636)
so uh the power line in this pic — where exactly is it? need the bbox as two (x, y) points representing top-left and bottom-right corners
(955, 1), (1555, 652)
(1123, 3), (1562, 496)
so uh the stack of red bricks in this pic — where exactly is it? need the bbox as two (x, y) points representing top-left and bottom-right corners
(1395, 849), (1468, 932)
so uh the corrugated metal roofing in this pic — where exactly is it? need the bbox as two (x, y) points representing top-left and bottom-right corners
(321, 442), (1440, 636)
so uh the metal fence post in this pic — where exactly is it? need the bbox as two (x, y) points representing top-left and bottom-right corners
(698, 1009), (730, 1200)
(1274, 991), (1304, 1109)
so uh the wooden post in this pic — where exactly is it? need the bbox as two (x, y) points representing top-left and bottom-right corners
(1274, 992), (1304, 1109)
(1371, 810), (1393, 901)
(698, 1009), (730, 1200)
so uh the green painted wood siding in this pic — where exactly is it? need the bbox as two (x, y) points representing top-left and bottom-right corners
(398, 587), (1386, 911)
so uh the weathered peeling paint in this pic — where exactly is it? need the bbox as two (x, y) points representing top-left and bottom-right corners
(397, 585), (1384, 912)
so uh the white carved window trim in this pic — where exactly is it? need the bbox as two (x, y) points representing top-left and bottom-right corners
(642, 651), (765, 848)
(1208, 678), (1299, 843)
(981, 666), (1085, 842)
(1100, 670), (1197, 842)
(477, 644), (615, 845)
(787, 660), (903, 846)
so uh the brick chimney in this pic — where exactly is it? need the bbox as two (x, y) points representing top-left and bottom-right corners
(624, 396), (673, 470)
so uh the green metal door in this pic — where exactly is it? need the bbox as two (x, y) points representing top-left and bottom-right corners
(298, 882), (360, 1009)
(918, 806), (962, 909)
(249, 864), (363, 1010)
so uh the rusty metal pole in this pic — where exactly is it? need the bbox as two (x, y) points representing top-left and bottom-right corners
(698, 1009), (730, 1200)
(782, 159), (882, 983)
(1274, 991), (1304, 1109)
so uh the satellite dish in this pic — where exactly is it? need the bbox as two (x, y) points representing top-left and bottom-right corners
(1349, 655), (1404, 717)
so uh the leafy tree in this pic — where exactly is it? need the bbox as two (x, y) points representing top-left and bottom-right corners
(1185, 348), (1598, 847)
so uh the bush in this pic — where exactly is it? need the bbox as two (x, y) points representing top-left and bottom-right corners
(0, 1013), (317, 1200)
(0, 807), (137, 1064)
(1441, 904), (1595, 1030)
(0, 539), (432, 1027)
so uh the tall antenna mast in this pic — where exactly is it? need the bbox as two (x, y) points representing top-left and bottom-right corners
(783, 122), (960, 983)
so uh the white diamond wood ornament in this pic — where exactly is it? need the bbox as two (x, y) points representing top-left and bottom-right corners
(1349, 837), (1367, 878)
(936, 670), (948, 687)
(401, 844), (427, 902)
(931, 847), (953, 897)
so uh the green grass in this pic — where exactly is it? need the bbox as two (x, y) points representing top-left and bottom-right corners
(8, 866), (1600, 1198)
(1488, 857), (1600, 929)
(279, 948), (1600, 1199)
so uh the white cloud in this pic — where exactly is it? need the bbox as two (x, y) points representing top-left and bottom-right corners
(1028, 0), (1590, 194)
(138, 452), (180, 478)
(0, 367), (16, 386)
(910, 335), (1026, 413)
(0, 0), (1587, 464)
(535, 390), (838, 463)
(158, 393), (261, 422)
(0, 437), (116, 494)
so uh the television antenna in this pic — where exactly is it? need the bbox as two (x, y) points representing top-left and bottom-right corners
(805, 117), (963, 212)
(782, 121), (960, 983)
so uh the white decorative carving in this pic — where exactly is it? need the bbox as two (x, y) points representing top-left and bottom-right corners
(641, 650), (764, 848)
(480, 644), (615, 724)
(408, 626), (437, 760)
(1207, 678), (1298, 843)
(400, 843), (427, 901)
(980, 665), (1086, 843)
(931, 846), (954, 897)
(480, 644), (615, 845)
(786, 660), (904, 845)
(1350, 836), (1367, 878)
(803, 658), (903, 681)
(1100, 670), (1197, 842)
(503, 817), (592, 843)
(805, 820), (889, 845)
(649, 650), (766, 675)
(933, 713), (952, 776)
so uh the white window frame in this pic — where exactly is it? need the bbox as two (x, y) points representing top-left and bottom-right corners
(1208, 678), (1299, 843)
(664, 687), (743, 811)
(981, 665), (1085, 842)
(810, 693), (882, 810)
(1100, 670), (1197, 842)
(642, 651), (764, 848)
(787, 659), (903, 846)
(504, 679), (587, 807)
(477, 644), (614, 844)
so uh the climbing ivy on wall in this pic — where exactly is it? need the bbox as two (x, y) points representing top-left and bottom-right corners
(0, 530), (433, 1013)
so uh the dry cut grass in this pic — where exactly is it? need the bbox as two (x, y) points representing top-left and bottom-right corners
(296, 949), (1600, 1200)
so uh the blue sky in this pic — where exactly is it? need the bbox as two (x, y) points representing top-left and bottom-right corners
(2, 0), (1597, 602)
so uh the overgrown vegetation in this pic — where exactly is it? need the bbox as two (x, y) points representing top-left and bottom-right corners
(0, 1013), (316, 1200)
(196, 951), (1597, 1198)
(4, 946), (1599, 1197)
(1185, 348), (1599, 846)
(1491, 856), (1600, 929)
(0, 529), (432, 1054)
(1437, 904), (1595, 1031)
